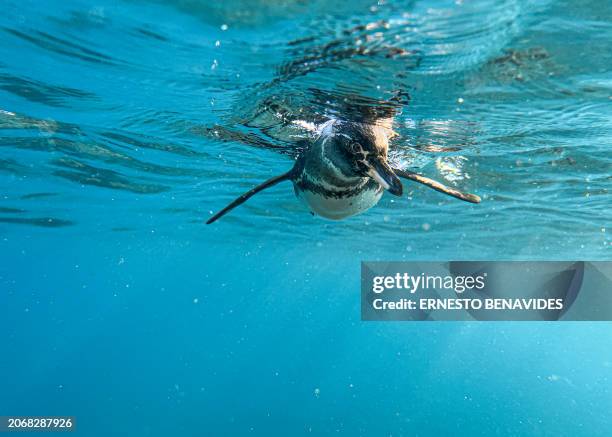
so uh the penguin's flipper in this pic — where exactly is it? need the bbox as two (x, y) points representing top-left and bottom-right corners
(206, 170), (294, 224)
(393, 168), (481, 204)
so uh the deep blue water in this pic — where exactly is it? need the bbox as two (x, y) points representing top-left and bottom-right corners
(1, 0), (611, 435)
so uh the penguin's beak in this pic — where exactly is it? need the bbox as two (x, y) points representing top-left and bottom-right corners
(366, 157), (403, 196)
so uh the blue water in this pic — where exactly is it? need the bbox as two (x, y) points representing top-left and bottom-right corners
(1, 0), (611, 435)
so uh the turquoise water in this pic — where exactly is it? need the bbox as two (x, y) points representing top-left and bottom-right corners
(1, 0), (611, 435)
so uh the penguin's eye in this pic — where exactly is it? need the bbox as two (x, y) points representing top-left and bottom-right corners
(351, 144), (369, 172)
(348, 141), (364, 156)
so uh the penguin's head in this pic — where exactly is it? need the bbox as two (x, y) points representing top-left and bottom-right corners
(330, 120), (403, 196)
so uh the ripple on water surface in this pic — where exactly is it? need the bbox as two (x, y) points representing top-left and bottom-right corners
(0, 0), (609, 257)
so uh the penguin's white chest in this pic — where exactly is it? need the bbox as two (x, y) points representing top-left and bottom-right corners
(296, 186), (383, 220)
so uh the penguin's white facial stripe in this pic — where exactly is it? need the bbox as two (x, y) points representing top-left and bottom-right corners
(320, 134), (339, 175)
(319, 128), (361, 183)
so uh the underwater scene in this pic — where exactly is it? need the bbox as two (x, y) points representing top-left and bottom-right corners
(0, 0), (611, 435)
